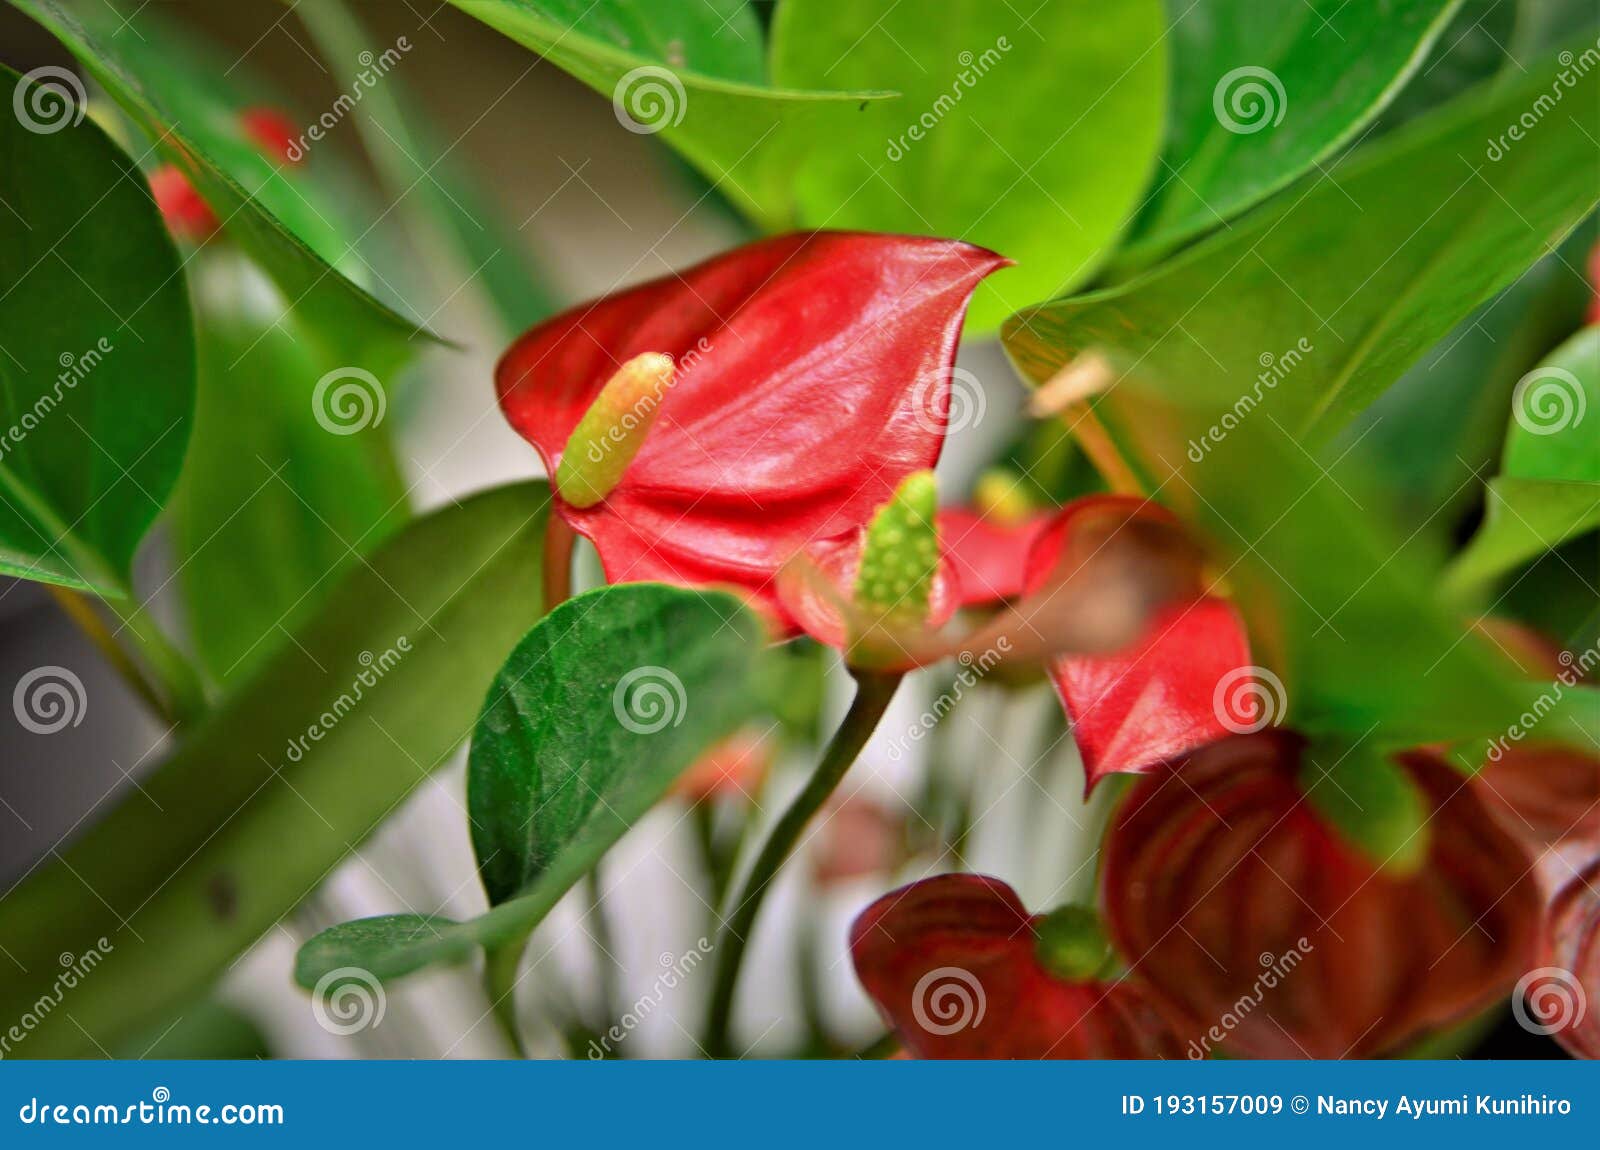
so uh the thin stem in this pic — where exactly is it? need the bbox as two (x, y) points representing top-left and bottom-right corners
(484, 934), (530, 1058)
(50, 589), (206, 727)
(702, 670), (903, 1058)
(1062, 403), (1145, 497)
(47, 588), (169, 720)
(543, 514), (575, 610)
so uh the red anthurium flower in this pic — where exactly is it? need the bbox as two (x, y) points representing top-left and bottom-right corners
(240, 106), (302, 165)
(497, 232), (1008, 632)
(1102, 731), (1541, 1058)
(938, 505), (1050, 606)
(812, 796), (906, 886)
(1022, 495), (1252, 791)
(1539, 858), (1600, 1058)
(149, 164), (219, 242)
(850, 874), (1186, 1059)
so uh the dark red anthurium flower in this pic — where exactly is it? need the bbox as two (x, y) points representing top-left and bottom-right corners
(1102, 731), (1541, 1059)
(496, 232), (1008, 632)
(1539, 857), (1600, 1059)
(150, 107), (304, 242)
(239, 106), (302, 165)
(1477, 744), (1600, 854)
(1022, 495), (1252, 792)
(850, 874), (1186, 1059)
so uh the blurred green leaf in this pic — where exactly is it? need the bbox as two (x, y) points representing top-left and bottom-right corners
(445, 0), (891, 228)
(10, 0), (437, 365)
(297, 584), (765, 986)
(769, 0), (1167, 333)
(0, 64), (193, 595)
(298, 0), (558, 336)
(173, 252), (410, 686)
(1129, 0), (1459, 257)
(1004, 44), (1600, 446)
(117, 1000), (272, 1060)
(0, 482), (549, 1055)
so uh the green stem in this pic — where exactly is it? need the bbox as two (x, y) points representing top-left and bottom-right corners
(54, 590), (207, 727)
(703, 670), (903, 1058)
(484, 933), (530, 1058)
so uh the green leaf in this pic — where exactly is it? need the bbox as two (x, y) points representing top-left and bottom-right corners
(9, 0), (436, 362)
(173, 252), (410, 685)
(1445, 328), (1600, 596)
(297, 0), (558, 336)
(296, 583), (765, 987)
(1301, 739), (1430, 873)
(1128, 0), (1460, 256)
(1004, 44), (1600, 447)
(445, 0), (891, 229)
(769, 0), (1167, 334)
(0, 482), (549, 1055)
(0, 63), (194, 594)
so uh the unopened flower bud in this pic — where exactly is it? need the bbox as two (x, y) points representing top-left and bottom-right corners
(556, 352), (675, 508)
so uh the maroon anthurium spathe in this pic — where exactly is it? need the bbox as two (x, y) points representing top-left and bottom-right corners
(1540, 858), (1600, 1059)
(850, 874), (1185, 1059)
(1023, 496), (1253, 791)
(497, 232), (1008, 631)
(1102, 732), (1541, 1059)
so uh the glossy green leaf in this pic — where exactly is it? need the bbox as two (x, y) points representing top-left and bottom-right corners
(296, 583), (765, 987)
(770, 0), (1166, 333)
(1128, 0), (1459, 256)
(0, 64), (193, 595)
(173, 252), (410, 685)
(1004, 45), (1600, 447)
(445, 0), (890, 228)
(10, 0), (435, 361)
(0, 483), (549, 1055)
(1444, 326), (1600, 596)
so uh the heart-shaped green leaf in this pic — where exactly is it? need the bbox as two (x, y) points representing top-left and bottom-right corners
(295, 583), (766, 987)
(0, 63), (194, 595)
(1445, 327), (1600, 596)
(769, 0), (1167, 333)
(1004, 42), (1600, 447)
(1127, 0), (1460, 257)
(0, 482), (549, 1055)
(445, 0), (891, 228)
(10, 0), (436, 363)
(172, 252), (411, 685)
